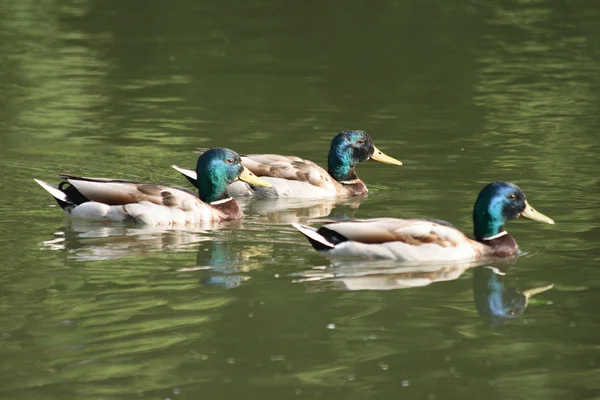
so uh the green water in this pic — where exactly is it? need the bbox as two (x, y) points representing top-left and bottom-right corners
(1, 0), (599, 399)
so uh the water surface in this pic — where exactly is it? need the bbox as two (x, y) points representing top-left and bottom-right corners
(1, 0), (599, 399)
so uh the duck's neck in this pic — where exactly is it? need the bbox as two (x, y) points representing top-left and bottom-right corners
(473, 210), (506, 241)
(198, 184), (229, 204)
(327, 148), (357, 182)
(473, 212), (520, 256)
(197, 170), (230, 204)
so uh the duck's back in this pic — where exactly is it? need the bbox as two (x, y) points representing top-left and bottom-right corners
(229, 154), (340, 198)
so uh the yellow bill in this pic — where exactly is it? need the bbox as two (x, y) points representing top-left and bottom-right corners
(370, 146), (403, 166)
(521, 200), (554, 224)
(239, 167), (272, 188)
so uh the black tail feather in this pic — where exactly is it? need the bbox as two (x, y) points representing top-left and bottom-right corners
(53, 194), (73, 211)
(183, 174), (198, 188)
(317, 227), (349, 246)
(58, 181), (90, 206)
(303, 236), (331, 252)
(292, 223), (348, 252)
(35, 178), (91, 212)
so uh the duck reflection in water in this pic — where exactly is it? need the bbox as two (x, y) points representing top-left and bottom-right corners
(41, 195), (362, 262)
(188, 240), (272, 289)
(42, 219), (225, 261)
(296, 258), (553, 324)
(187, 197), (363, 288)
(42, 220), (270, 288)
(182, 200), (363, 288)
(473, 263), (553, 326)
(295, 259), (486, 291)
(240, 196), (363, 224)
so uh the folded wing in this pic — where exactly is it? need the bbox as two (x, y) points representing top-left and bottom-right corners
(61, 175), (202, 210)
(323, 218), (469, 246)
(51, 175), (215, 224)
(315, 218), (487, 261)
(240, 154), (334, 189)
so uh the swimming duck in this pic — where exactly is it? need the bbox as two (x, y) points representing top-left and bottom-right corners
(172, 130), (402, 198)
(34, 148), (271, 225)
(293, 182), (555, 261)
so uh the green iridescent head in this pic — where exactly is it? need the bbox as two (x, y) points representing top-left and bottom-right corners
(327, 130), (402, 182)
(472, 182), (554, 241)
(196, 148), (270, 203)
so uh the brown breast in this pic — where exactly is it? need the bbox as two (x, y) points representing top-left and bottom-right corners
(481, 234), (519, 257)
(336, 180), (368, 196)
(210, 199), (243, 221)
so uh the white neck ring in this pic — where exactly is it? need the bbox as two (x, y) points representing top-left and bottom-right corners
(210, 197), (233, 206)
(482, 231), (508, 241)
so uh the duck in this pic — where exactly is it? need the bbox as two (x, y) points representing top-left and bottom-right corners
(292, 181), (555, 261)
(34, 147), (271, 225)
(171, 130), (402, 199)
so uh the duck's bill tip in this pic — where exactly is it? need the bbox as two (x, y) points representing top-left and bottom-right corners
(371, 146), (403, 166)
(523, 283), (554, 300)
(239, 167), (271, 188)
(521, 201), (554, 225)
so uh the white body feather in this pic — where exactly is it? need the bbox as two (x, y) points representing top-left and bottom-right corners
(293, 218), (487, 262)
(68, 199), (215, 226)
(228, 177), (337, 198)
(36, 178), (220, 226)
(327, 240), (478, 261)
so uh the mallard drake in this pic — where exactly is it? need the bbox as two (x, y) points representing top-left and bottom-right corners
(34, 148), (271, 225)
(172, 130), (402, 198)
(293, 182), (555, 261)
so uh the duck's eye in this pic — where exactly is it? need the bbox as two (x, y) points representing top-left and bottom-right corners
(356, 139), (366, 145)
(225, 158), (235, 164)
(508, 194), (517, 201)
(509, 309), (517, 315)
